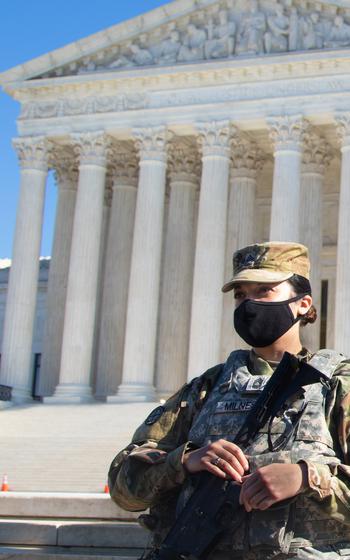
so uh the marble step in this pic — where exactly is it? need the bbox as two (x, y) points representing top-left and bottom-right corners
(0, 546), (141, 559)
(0, 519), (149, 549)
(0, 492), (139, 521)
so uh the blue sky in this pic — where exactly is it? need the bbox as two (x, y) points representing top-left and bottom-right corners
(0, 0), (170, 258)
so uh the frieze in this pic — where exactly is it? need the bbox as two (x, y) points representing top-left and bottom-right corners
(151, 74), (350, 107)
(16, 73), (350, 123)
(37, 0), (350, 79)
(19, 93), (150, 120)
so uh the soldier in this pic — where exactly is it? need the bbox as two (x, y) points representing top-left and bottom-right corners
(109, 241), (350, 560)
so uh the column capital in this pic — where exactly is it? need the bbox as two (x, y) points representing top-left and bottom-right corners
(335, 112), (350, 151)
(168, 139), (201, 184)
(111, 151), (139, 189)
(230, 133), (266, 179)
(51, 145), (79, 191)
(12, 136), (50, 172)
(267, 115), (308, 152)
(196, 120), (232, 158)
(302, 129), (332, 174)
(133, 126), (172, 163)
(71, 131), (111, 167)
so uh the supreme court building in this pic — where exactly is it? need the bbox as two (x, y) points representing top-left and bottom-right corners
(1, 0), (350, 405)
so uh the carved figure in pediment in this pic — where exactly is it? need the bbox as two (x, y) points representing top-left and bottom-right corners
(204, 10), (236, 59)
(301, 12), (324, 50)
(288, 7), (301, 51)
(264, 4), (290, 53)
(130, 43), (154, 66)
(177, 23), (207, 62)
(108, 45), (134, 69)
(324, 15), (350, 48)
(236, 0), (266, 55)
(76, 57), (97, 74)
(155, 30), (181, 64)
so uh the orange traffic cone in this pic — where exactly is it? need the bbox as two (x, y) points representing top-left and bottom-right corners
(1, 475), (9, 492)
(103, 482), (109, 494)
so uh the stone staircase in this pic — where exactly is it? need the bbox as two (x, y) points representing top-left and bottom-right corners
(0, 492), (150, 558)
(0, 402), (159, 557)
(0, 518), (149, 559)
(0, 401), (158, 492)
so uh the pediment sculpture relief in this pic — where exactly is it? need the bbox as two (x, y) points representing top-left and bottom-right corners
(41, 0), (350, 79)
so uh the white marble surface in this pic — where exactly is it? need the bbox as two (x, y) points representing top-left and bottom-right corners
(117, 128), (168, 401)
(0, 138), (49, 402)
(49, 134), (108, 402)
(187, 122), (231, 379)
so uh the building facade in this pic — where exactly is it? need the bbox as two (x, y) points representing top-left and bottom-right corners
(0, 0), (349, 404)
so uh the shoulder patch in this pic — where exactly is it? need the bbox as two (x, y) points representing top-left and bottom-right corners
(144, 405), (165, 426)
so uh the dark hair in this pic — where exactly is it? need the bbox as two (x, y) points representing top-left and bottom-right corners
(287, 274), (317, 326)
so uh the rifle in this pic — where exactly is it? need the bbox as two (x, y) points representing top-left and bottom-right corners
(146, 351), (333, 560)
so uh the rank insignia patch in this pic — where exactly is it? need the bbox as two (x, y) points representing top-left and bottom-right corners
(145, 406), (165, 425)
(244, 376), (269, 393)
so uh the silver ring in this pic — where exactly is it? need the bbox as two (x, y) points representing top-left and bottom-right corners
(212, 456), (223, 467)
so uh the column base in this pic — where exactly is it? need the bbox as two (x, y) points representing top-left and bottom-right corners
(44, 383), (94, 404)
(11, 386), (34, 404)
(0, 401), (14, 410)
(108, 383), (157, 403)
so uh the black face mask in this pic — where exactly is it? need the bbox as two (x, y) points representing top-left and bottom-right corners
(233, 294), (308, 348)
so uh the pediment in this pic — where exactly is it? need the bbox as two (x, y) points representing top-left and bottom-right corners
(2, 0), (350, 84)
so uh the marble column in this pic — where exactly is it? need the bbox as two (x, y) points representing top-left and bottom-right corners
(221, 133), (265, 360)
(0, 137), (50, 402)
(334, 114), (350, 355)
(156, 139), (200, 398)
(187, 121), (231, 380)
(268, 116), (307, 242)
(95, 150), (138, 400)
(299, 129), (331, 352)
(117, 127), (170, 401)
(47, 132), (110, 403)
(38, 149), (78, 396)
(91, 178), (113, 394)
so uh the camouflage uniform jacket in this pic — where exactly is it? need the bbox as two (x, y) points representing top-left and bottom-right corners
(108, 349), (350, 551)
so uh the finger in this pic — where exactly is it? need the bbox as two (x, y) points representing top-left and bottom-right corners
(211, 448), (246, 476)
(221, 442), (249, 471)
(211, 442), (247, 475)
(216, 459), (243, 483)
(203, 450), (242, 483)
(205, 456), (243, 483)
(239, 477), (261, 506)
(203, 460), (228, 480)
(245, 488), (268, 510)
(239, 485), (252, 512)
(254, 495), (276, 510)
(240, 472), (259, 491)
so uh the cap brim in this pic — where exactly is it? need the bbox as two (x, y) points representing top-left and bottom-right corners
(221, 270), (294, 293)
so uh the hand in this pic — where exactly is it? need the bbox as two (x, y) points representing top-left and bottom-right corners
(239, 462), (308, 512)
(182, 439), (249, 483)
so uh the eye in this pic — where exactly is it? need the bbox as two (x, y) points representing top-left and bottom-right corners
(257, 285), (272, 296)
(233, 291), (244, 300)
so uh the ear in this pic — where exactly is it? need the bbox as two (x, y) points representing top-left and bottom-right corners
(296, 294), (313, 316)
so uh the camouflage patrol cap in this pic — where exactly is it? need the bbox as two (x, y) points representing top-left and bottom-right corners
(222, 241), (310, 293)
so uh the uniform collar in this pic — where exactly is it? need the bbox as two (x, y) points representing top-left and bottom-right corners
(248, 347), (311, 377)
